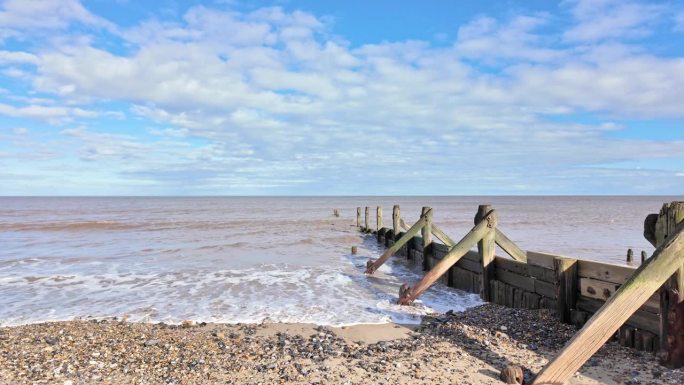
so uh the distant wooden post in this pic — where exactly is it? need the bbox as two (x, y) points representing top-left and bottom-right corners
(627, 248), (633, 263)
(655, 202), (684, 367)
(422, 207), (433, 271)
(392, 205), (400, 240)
(476, 205), (496, 302)
(365, 207), (369, 230)
(376, 206), (383, 231)
(554, 257), (578, 323)
(641, 250), (648, 264)
(356, 207), (361, 227)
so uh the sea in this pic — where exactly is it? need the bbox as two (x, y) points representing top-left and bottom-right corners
(0, 196), (675, 327)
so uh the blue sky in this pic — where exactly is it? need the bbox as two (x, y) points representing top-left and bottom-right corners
(0, 0), (683, 195)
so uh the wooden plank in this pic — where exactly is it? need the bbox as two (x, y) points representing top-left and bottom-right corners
(580, 277), (660, 314)
(455, 256), (483, 274)
(477, 205), (496, 301)
(526, 292), (541, 309)
(365, 207), (369, 230)
(555, 257), (578, 324)
(496, 268), (535, 292)
(357, 207), (361, 227)
(398, 210), (495, 305)
(532, 224), (684, 385)
(527, 251), (559, 269)
(495, 228), (527, 262)
(577, 260), (636, 285)
(495, 256), (556, 283)
(535, 279), (557, 299)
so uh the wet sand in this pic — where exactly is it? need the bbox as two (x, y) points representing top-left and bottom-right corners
(1, 304), (682, 385)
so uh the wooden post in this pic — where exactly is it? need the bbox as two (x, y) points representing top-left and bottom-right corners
(476, 205), (496, 302)
(357, 207), (361, 227)
(365, 214), (428, 274)
(365, 206), (369, 230)
(531, 222), (684, 384)
(376, 206), (383, 231)
(655, 202), (684, 368)
(422, 207), (432, 271)
(641, 250), (648, 264)
(392, 205), (400, 239)
(554, 257), (578, 324)
(351, 246), (357, 255)
(627, 248), (633, 263)
(398, 209), (496, 305)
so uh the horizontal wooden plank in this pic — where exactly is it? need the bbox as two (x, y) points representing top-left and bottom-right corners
(496, 268), (535, 292)
(454, 256), (483, 274)
(526, 251), (561, 269)
(578, 277), (660, 315)
(536, 279), (557, 299)
(576, 297), (660, 335)
(495, 256), (556, 283)
(580, 277), (617, 301)
(577, 260), (635, 284)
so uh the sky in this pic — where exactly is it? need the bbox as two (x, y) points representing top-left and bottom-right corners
(0, 0), (683, 196)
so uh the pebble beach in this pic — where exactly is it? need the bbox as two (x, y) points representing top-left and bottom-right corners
(1, 304), (682, 385)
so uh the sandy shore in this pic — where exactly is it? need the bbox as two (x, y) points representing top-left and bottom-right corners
(1, 304), (682, 385)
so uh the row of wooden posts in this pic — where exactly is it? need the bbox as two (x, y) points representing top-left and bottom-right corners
(354, 202), (684, 385)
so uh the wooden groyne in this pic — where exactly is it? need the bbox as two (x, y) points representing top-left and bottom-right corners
(356, 201), (684, 384)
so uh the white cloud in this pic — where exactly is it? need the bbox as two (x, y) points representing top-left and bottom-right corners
(0, 50), (38, 64)
(563, 0), (664, 42)
(0, 0), (116, 32)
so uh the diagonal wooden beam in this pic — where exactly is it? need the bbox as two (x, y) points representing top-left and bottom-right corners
(532, 223), (684, 385)
(401, 218), (456, 248)
(398, 210), (496, 305)
(365, 212), (428, 274)
(495, 228), (527, 262)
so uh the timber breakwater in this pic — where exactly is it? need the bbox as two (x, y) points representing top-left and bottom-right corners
(356, 201), (684, 384)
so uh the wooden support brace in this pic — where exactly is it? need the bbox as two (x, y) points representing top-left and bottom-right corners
(495, 228), (527, 262)
(397, 209), (496, 305)
(365, 212), (428, 274)
(401, 217), (456, 248)
(531, 223), (684, 385)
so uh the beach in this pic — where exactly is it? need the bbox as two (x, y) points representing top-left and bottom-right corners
(2, 304), (682, 385)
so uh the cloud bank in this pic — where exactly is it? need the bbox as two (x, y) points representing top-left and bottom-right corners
(0, 0), (682, 195)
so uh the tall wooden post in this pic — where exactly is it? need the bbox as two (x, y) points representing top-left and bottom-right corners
(554, 257), (578, 323)
(476, 205), (496, 302)
(392, 205), (400, 240)
(376, 206), (383, 231)
(422, 207), (433, 271)
(357, 207), (361, 227)
(365, 206), (369, 230)
(655, 201), (684, 367)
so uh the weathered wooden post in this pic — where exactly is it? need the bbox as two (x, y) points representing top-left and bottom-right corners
(476, 205), (496, 302)
(641, 250), (648, 264)
(376, 206), (383, 231)
(627, 248), (633, 263)
(365, 206), (369, 231)
(392, 205), (400, 240)
(351, 246), (357, 255)
(554, 257), (578, 323)
(357, 207), (361, 227)
(422, 207), (432, 271)
(654, 202), (684, 367)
